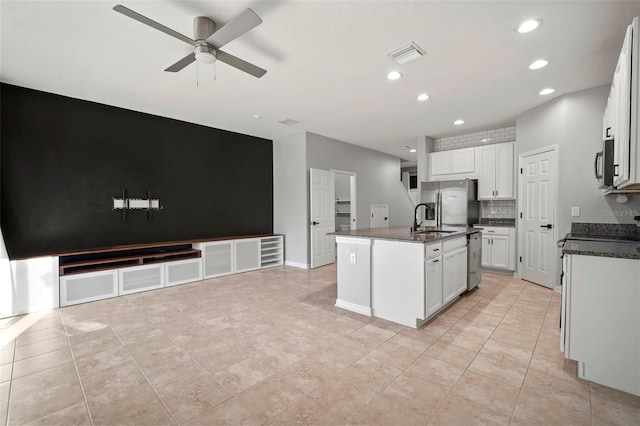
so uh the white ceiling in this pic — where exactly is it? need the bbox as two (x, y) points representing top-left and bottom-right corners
(2, 1), (639, 164)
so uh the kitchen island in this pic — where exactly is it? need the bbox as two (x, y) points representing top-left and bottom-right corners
(332, 226), (480, 328)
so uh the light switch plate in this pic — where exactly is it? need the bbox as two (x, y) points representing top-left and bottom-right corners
(350, 253), (357, 264)
(571, 207), (580, 217)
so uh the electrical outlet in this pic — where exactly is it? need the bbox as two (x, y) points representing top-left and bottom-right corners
(571, 207), (580, 217)
(350, 253), (357, 264)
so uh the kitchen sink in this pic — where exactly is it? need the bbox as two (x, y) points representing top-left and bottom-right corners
(414, 230), (456, 234)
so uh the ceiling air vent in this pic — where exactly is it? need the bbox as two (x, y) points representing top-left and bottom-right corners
(277, 117), (299, 125)
(388, 42), (426, 64)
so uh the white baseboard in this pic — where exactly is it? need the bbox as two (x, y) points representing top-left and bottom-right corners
(285, 260), (309, 269)
(335, 299), (372, 316)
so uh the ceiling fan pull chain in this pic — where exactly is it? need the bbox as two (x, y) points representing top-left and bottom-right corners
(196, 60), (200, 87)
(214, 60), (217, 82)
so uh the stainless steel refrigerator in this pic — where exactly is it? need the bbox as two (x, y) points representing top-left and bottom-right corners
(419, 179), (479, 227)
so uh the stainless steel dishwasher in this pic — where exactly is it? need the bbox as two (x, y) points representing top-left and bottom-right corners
(467, 232), (481, 290)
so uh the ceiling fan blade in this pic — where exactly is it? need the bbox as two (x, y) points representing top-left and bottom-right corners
(113, 4), (198, 47)
(206, 8), (262, 48)
(165, 53), (196, 72)
(216, 50), (267, 78)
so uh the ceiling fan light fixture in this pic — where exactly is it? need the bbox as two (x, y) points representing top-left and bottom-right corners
(194, 45), (216, 64)
(517, 19), (542, 33)
(528, 59), (549, 70)
(387, 71), (402, 81)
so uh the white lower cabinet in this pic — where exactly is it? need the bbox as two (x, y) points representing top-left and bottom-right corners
(200, 241), (234, 278)
(60, 269), (118, 307)
(234, 238), (261, 273)
(119, 264), (164, 295)
(562, 254), (640, 396)
(165, 258), (203, 287)
(478, 226), (515, 270)
(425, 237), (467, 319)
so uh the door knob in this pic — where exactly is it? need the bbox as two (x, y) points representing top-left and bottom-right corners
(540, 224), (553, 229)
(311, 221), (319, 225)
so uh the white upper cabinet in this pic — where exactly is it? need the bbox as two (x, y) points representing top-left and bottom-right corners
(430, 148), (475, 176)
(477, 142), (514, 200)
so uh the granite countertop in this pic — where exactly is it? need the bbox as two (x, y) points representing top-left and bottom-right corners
(331, 226), (480, 244)
(473, 219), (516, 228)
(562, 239), (640, 260)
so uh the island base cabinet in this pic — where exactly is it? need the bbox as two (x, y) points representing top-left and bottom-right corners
(443, 247), (468, 304)
(335, 237), (372, 316)
(425, 257), (443, 317)
(563, 254), (640, 396)
(371, 239), (425, 327)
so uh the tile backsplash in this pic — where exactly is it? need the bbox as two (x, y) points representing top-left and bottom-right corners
(434, 126), (516, 152)
(481, 200), (516, 219)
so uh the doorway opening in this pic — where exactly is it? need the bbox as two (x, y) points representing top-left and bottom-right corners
(333, 170), (357, 231)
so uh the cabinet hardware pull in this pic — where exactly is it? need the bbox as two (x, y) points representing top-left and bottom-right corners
(433, 248), (440, 251)
(433, 259), (439, 263)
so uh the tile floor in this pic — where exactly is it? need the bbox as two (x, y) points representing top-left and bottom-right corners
(0, 265), (639, 425)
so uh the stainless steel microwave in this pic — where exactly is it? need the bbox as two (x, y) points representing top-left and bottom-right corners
(595, 138), (615, 189)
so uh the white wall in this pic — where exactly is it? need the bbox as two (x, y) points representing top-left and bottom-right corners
(516, 85), (640, 239)
(273, 133), (308, 268)
(306, 132), (414, 232)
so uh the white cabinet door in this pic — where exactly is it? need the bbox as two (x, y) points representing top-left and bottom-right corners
(234, 239), (261, 273)
(451, 148), (475, 174)
(202, 241), (234, 278)
(60, 269), (118, 307)
(495, 143), (514, 199)
(481, 235), (491, 267)
(425, 256), (443, 317)
(430, 151), (451, 176)
(442, 250), (459, 304)
(119, 264), (164, 295)
(453, 247), (468, 295)
(165, 258), (202, 287)
(614, 24), (632, 187)
(478, 146), (496, 199)
(489, 236), (510, 269)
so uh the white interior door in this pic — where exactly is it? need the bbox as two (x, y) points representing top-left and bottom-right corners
(310, 168), (335, 269)
(519, 148), (558, 288)
(370, 204), (389, 228)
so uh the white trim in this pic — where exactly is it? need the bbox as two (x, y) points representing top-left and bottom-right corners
(335, 299), (372, 316)
(285, 260), (309, 269)
(517, 145), (560, 288)
(335, 236), (371, 246)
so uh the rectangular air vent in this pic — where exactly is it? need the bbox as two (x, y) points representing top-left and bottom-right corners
(388, 42), (426, 64)
(277, 117), (299, 125)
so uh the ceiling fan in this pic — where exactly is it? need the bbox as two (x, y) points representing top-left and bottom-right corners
(113, 4), (267, 78)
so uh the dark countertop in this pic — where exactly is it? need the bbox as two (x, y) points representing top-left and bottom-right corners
(331, 226), (480, 244)
(562, 239), (640, 260)
(473, 219), (516, 228)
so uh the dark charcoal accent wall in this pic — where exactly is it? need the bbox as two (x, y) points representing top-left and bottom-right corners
(1, 84), (273, 259)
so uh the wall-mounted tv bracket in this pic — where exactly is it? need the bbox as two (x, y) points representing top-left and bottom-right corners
(113, 189), (163, 222)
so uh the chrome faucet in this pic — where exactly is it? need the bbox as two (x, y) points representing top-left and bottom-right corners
(412, 203), (433, 232)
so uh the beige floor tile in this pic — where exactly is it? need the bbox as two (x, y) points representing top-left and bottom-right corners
(214, 353), (284, 394)
(438, 328), (488, 352)
(470, 300), (510, 318)
(340, 356), (401, 392)
(276, 357), (339, 394)
(425, 339), (478, 369)
(368, 340), (424, 370)
(0, 363), (11, 383)
(510, 387), (590, 425)
(451, 317), (496, 339)
(74, 344), (132, 379)
(189, 342), (253, 375)
(8, 381), (84, 425)
(13, 335), (68, 362)
(11, 347), (72, 379)
(490, 323), (539, 351)
(388, 329), (436, 352)
(265, 396), (344, 425)
(450, 370), (520, 414)
(590, 382), (640, 425)
(467, 339), (532, 388)
(92, 397), (175, 426)
(155, 368), (232, 423)
(62, 316), (110, 337)
(430, 393), (511, 425)
(309, 341), (364, 371)
(0, 348), (12, 366)
(236, 376), (305, 423)
(0, 381), (9, 403)
(23, 317), (64, 333)
(405, 353), (464, 388)
(26, 401), (90, 426)
(15, 328), (66, 347)
(309, 375), (378, 420)
(382, 372), (450, 418)
(10, 361), (79, 401)
(190, 397), (263, 425)
(348, 394), (430, 425)
(1, 400), (7, 426)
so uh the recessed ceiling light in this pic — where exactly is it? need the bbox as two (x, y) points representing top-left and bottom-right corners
(528, 59), (549, 70)
(387, 71), (402, 80)
(454, 119), (464, 125)
(252, 114), (262, 119)
(417, 93), (430, 101)
(409, 148), (417, 153)
(517, 19), (542, 33)
(539, 88), (555, 95)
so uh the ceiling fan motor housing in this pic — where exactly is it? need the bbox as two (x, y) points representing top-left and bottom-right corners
(193, 16), (216, 41)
